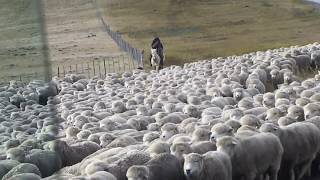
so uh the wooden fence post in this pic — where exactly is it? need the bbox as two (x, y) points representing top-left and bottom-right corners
(98, 60), (101, 78)
(103, 58), (106, 77)
(57, 66), (60, 77)
(87, 62), (90, 78)
(63, 66), (65, 77)
(122, 55), (126, 72)
(75, 64), (78, 74)
(118, 56), (121, 73)
(93, 60), (96, 77)
(112, 57), (115, 73)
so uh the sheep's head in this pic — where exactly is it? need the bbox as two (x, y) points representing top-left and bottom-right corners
(259, 123), (280, 135)
(160, 123), (178, 140)
(216, 136), (238, 157)
(210, 123), (234, 143)
(183, 153), (204, 178)
(6, 147), (26, 162)
(126, 165), (149, 180)
(287, 105), (304, 122)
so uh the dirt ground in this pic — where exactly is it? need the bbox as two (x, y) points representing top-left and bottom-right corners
(43, 0), (127, 75)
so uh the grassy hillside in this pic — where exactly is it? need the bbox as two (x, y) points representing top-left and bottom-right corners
(0, 0), (47, 82)
(98, 0), (320, 66)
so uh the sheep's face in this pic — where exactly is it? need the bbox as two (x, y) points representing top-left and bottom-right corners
(265, 108), (280, 121)
(6, 149), (25, 162)
(126, 166), (149, 180)
(304, 103), (320, 119)
(210, 124), (234, 143)
(259, 123), (279, 135)
(263, 94), (275, 108)
(284, 72), (293, 84)
(270, 70), (279, 79)
(287, 106), (304, 121)
(183, 153), (204, 178)
(160, 129), (176, 140)
(233, 89), (243, 101)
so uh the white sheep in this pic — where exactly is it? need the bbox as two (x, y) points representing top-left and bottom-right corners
(217, 133), (283, 180)
(126, 153), (184, 180)
(260, 122), (320, 180)
(183, 152), (232, 180)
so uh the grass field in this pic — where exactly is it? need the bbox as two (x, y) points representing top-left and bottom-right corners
(98, 0), (320, 66)
(0, 0), (47, 82)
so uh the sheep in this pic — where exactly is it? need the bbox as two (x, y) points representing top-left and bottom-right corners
(157, 114), (184, 126)
(216, 133), (283, 180)
(0, 160), (20, 179)
(190, 141), (216, 154)
(88, 171), (117, 180)
(143, 132), (160, 145)
(278, 116), (297, 127)
(265, 107), (283, 122)
(235, 125), (260, 139)
(45, 140), (100, 167)
(263, 92), (275, 108)
(126, 153), (184, 180)
(287, 105), (305, 122)
(191, 127), (211, 143)
(170, 142), (193, 163)
(183, 152), (232, 180)
(2, 163), (42, 180)
(225, 120), (241, 132)
(240, 114), (262, 128)
(160, 123), (179, 140)
(304, 103), (320, 119)
(260, 122), (320, 180)
(5, 173), (41, 180)
(210, 123), (234, 143)
(5, 148), (62, 178)
(147, 141), (171, 158)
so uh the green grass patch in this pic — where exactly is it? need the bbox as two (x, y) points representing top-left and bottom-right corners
(98, 0), (320, 66)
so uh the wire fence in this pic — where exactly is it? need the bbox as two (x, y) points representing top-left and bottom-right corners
(52, 54), (137, 79)
(92, 0), (144, 68)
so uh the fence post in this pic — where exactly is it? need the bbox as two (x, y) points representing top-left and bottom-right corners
(69, 65), (72, 73)
(81, 63), (85, 74)
(122, 55), (126, 72)
(118, 56), (121, 73)
(93, 60), (96, 76)
(103, 58), (106, 77)
(98, 60), (101, 78)
(75, 64), (78, 74)
(87, 62), (90, 78)
(112, 57), (115, 73)
(58, 66), (60, 77)
(63, 66), (66, 77)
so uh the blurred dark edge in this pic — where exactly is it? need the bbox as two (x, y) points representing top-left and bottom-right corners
(36, 0), (52, 82)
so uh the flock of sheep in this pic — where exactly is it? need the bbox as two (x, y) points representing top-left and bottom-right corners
(1, 42), (320, 180)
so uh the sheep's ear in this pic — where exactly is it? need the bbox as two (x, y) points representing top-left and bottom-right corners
(170, 144), (175, 152)
(231, 139), (238, 145)
(182, 154), (187, 159)
(208, 131), (212, 136)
